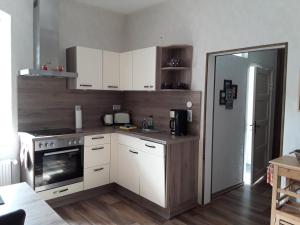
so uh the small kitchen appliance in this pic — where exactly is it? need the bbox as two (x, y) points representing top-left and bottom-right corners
(169, 109), (188, 136)
(103, 114), (114, 126)
(19, 128), (83, 192)
(114, 112), (130, 125)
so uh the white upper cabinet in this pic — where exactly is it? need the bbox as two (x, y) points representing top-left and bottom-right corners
(132, 47), (157, 91)
(120, 51), (133, 90)
(67, 46), (103, 90)
(103, 50), (120, 90)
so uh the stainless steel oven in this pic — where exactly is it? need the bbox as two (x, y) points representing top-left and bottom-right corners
(33, 135), (84, 192)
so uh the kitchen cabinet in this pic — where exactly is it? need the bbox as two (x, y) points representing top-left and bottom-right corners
(67, 46), (103, 90)
(103, 50), (120, 90)
(84, 164), (110, 190)
(133, 47), (157, 91)
(84, 134), (111, 190)
(139, 142), (166, 207)
(120, 51), (133, 90)
(117, 143), (140, 194)
(38, 182), (83, 201)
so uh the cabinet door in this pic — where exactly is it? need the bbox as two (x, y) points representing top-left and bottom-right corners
(117, 144), (139, 194)
(120, 51), (133, 90)
(103, 50), (120, 90)
(132, 47), (157, 91)
(76, 46), (102, 90)
(139, 149), (166, 207)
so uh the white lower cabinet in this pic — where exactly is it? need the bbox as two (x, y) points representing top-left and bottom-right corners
(139, 147), (166, 207)
(117, 143), (140, 194)
(84, 164), (110, 190)
(38, 182), (83, 201)
(84, 144), (110, 168)
(114, 134), (166, 207)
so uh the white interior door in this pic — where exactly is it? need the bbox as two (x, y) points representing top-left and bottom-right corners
(250, 66), (272, 184)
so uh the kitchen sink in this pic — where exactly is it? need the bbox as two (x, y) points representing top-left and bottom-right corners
(139, 128), (160, 133)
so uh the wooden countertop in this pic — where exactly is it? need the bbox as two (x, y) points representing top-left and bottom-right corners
(0, 183), (67, 225)
(270, 156), (300, 171)
(81, 127), (199, 145)
(28, 127), (199, 145)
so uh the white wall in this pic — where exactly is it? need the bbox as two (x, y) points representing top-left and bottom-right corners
(0, 0), (33, 160)
(40, 0), (126, 68)
(125, 0), (300, 202)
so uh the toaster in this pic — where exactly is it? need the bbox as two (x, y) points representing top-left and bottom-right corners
(114, 112), (130, 125)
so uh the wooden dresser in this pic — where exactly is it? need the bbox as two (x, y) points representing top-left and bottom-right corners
(270, 156), (300, 225)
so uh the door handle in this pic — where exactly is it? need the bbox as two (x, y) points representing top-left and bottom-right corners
(250, 121), (260, 134)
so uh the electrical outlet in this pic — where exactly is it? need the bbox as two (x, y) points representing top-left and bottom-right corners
(187, 109), (193, 122)
(113, 105), (121, 111)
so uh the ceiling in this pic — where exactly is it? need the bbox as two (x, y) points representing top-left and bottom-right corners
(73, 0), (168, 14)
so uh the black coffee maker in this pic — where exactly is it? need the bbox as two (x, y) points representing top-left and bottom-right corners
(169, 109), (187, 136)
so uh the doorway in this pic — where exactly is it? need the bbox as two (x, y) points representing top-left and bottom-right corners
(203, 43), (287, 204)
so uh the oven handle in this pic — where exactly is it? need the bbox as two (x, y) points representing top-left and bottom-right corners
(44, 148), (80, 156)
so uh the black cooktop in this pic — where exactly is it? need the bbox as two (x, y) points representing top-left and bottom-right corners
(27, 128), (76, 137)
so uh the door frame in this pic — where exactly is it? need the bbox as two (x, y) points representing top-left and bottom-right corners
(202, 43), (288, 204)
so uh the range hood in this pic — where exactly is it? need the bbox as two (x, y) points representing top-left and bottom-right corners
(18, 0), (77, 78)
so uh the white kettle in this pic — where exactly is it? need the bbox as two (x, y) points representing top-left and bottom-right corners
(103, 114), (113, 126)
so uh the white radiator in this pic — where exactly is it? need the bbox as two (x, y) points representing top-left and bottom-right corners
(0, 160), (17, 186)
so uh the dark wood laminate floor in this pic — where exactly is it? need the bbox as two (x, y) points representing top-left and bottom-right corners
(54, 183), (271, 225)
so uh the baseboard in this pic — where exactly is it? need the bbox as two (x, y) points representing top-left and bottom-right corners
(212, 182), (244, 200)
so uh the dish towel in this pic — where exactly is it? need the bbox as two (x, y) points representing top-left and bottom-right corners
(267, 164), (274, 186)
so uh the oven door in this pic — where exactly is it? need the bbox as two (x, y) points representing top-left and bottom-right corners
(34, 146), (83, 192)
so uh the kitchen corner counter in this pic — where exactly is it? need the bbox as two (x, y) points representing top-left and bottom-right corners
(80, 127), (199, 145)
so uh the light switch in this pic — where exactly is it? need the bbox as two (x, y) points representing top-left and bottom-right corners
(113, 105), (121, 111)
(187, 109), (192, 122)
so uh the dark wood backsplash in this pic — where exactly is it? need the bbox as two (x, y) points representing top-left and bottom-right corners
(123, 91), (201, 135)
(18, 77), (123, 131)
(18, 77), (201, 135)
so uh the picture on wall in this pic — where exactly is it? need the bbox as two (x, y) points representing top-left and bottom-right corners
(219, 80), (238, 109)
(232, 84), (238, 99)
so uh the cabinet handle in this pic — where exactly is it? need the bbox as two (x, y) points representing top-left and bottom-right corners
(108, 85), (118, 88)
(144, 85), (149, 88)
(54, 188), (68, 194)
(149, 85), (154, 88)
(145, 144), (156, 148)
(94, 167), (104, 172)
(92, 147), (104, 151)
(92, 136), (104, 140)
(80, 84), (92, 87)
(129, 150), (138, 154)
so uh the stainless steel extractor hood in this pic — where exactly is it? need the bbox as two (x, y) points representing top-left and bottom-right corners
(18, 0), (77, 78)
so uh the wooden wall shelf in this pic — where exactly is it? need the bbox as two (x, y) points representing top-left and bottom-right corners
(157, 45), (193, 91)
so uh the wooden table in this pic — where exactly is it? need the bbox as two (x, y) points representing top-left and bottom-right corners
(270, 156), (300, 225)
(0, 182), (67, 225)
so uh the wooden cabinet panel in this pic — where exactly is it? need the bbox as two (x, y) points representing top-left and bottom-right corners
(133, 47), (157, 91)
(117, 143), (140, 194)
(120, 51), (133, 90)
(103, 51), (120, 90)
